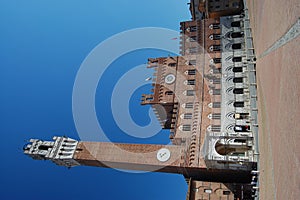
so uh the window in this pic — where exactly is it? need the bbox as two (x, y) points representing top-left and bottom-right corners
(212, 102), (221, 108)
(189, 26), (197, 32)
(186, 90), (195, 96)
(232, 57), (242, 62)
(184, 113), (193, 119)
(212, 113), (221, 120)
(232, 43), (242, 50)
(233, 67), (243, 72)
(209, 34), (221, 40)
(213, 68), (221, 74)
(185, 102), (194, 108)
(233, 77), (243, 83)
(209, 45), (221, 52)
(189, 47), (197, 54)
(213, 78), (221, 84)
(231, 21), (241, 27)
(223, 191), (231, 195)
(211, 125), (221, 132)
(209, 23), (220, 29)
(213, 89), (221, 95)
(187, 79), (195, 85)
(234, 101), (244, 107)
(188, 69), (196, 75)
(233, 88), (244, 94)
(168, 63), (176, 67)
(230, 32), (244, 38)
(165, 91), (173, 95)
(182, 124), (191, 131)
(213, 58), (221, 63)
(189, 36), (197, 42)
(189, 60), (196, 66)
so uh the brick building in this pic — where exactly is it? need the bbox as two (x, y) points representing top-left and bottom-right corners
(24, 1), (259, 199)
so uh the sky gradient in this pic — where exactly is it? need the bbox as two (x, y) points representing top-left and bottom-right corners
(0, 1), (191, 199)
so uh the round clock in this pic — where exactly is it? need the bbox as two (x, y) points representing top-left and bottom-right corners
(164, 74), (176, 84)
(156, 148), (171, 162)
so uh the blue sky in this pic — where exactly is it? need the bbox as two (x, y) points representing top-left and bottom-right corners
(0, 0), (191, 199)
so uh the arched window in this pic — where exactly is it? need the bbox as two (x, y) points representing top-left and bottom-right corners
(232, 43), (242, 50)
(233, 77), (243, 83)
(231, 21), (241, 27)
(215, 140), (249, 156)
(233, 67), (243, 72)
(232, 57), (242, 62)
(233, 101), (244, 107)
(233, 88), (244, 94)
(230, 32), (244, 38)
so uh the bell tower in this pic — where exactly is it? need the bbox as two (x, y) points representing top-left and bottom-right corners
(24, 136), (251, 183)
(23, 136), (187, 172)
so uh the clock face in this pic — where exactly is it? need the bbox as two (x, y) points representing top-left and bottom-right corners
(156, 148), (171, 162)
(164, 74), (176, 84)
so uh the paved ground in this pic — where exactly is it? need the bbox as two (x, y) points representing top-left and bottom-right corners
(246, 0), (300, 199)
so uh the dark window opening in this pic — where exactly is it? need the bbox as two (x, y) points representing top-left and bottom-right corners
(232, 57), (242, 62)
(189, 60), (196, 66)
(165, 91), (173, 95)
(212, 102), (221, 108)
(231, 21), (241, 27)
(189, 47), (197, 54)
(234, 101), (244, 107)
(233, 77), (243, 83)
(168, 63), (176, 67)
(232, 43), (242, 50)
(184, 113), (193, 119)
(211, 125), (221, 132)
(213, 78), (221, 84)
(213, 68), (222, 74)
(213, 58), (221, 63)
(210, 23), (220, 29)
(233, 67), (243, 72)
(231, 32), (244, 38)
(185, 102), (194, 108)
(190, 26), (197, 32)
(210, 45), (221, 52)
(188, 69), (196, 75)
(189, 36), (197, 42)
(223, 191), (231, 195)
(233, 88), (244, 94)
(212, 113), (221, 119)
(38, 145), (50, 151)
(187, 79), (195, 85)
(213, 89), (221, 95)
(182, 124), (191, 131)
(186, 90), (195, 96)
(211, 34), (221, 40)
